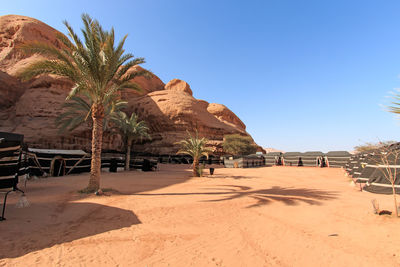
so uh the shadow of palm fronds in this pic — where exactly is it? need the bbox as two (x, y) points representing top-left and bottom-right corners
(134, 185), (338, 208)
(203, 185), (337, 208)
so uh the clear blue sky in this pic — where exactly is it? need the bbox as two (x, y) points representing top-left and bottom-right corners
(3, 0), (400, 152)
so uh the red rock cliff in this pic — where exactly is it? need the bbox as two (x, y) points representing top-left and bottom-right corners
(0, 15), (258, 154)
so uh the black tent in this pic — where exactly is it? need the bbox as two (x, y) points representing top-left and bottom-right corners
(357, 150), (400, 194)
(28, 148), (90, 176)
(350, 153), (369, 178)
(325, 151), (351, 168)
(346, 153), (366, 177)
(224, 154), (265, 168)
(263, 152), (282, 166)
(363, 167), (400, 194)
(0, 132), (25, 220)
(354, 153), (381, 183)
(283, 152), (303, 166)
(302, 151), (324, 167)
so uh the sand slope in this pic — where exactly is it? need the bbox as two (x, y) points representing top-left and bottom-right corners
(1, 165), (400, 266)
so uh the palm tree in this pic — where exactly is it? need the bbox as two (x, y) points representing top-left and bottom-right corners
(18, 14), (147, 192)
(177, 131), (212, 177)
(111, 111), (150, 170)
(388, 90), (400, 115)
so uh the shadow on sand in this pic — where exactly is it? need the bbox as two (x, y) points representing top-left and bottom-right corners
(0, 202), (140, 259)
(134, 184), (338, 208)
(209, 175), (252, 179)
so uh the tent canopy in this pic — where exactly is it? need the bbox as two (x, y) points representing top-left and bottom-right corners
(303, 151), (324, 156)
(283, 152), (302, 157)
(28, 148), (87, 156)
(264, 152), (282, 156)
(326, 151), (351, 157)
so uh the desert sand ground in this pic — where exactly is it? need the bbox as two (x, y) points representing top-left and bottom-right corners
(1, 164), (400, 267)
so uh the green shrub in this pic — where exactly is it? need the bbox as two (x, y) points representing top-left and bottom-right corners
(223, 134), (257, 156)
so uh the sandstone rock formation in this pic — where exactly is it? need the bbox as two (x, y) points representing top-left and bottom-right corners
(207, 103), (246, 131)
(127, 91), (247, 154)
(0, 15), (63, 76)
(0, 15), (258, 155)
(164, 79), (193, 95)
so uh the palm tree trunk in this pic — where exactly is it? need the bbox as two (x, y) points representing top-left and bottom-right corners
(125, 138), (132, 171)
(87, 104), (104, 192)
(193, 157), (199, 177)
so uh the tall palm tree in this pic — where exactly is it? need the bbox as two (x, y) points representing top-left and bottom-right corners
(111, 111), (150, 170)
(18, 14), (147, 192)
(177, 131), (212, 177)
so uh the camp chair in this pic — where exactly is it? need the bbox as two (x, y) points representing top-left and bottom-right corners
(0, 132), (26, 221)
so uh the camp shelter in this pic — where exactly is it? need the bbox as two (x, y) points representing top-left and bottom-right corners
(263, 152), (282, 166)
(224, 158), (244, 168)
(243, 154), (265, 167)
(129, 158), (158, 171)
(345, 155), (355, 174)
(325, 151), (351, 168)
(363, 167), (400, 194)
(302, 151), (325, 167)
(352, 153), (379, 183)
(28, 148), (90, 177)
(157, 155), (192, 164)
(282, 152), (303, 166)
(224, 154), (265, 168)
(346, 154), (363, 176)
(363, 153), (400, 194)
(101, 153), (125, 172)
(350, 153), (370, 178)
(0, 132), (25, 220)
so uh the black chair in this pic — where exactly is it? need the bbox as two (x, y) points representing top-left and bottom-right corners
(0, 132), (25, 221)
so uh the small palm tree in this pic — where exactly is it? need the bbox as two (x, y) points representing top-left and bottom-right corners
(18, 14), (147, 192)
(177, 131), (212, 177)
(111, 111), (150, 170)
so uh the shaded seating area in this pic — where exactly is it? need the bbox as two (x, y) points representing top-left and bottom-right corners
(130, 158), (158, 171)
(101, 153), (125, 172)
(0, 132), (25, 221)
(101, 153), (158, 172)
(27, 148), (91, 177)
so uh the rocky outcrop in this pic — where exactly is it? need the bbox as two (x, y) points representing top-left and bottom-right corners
(164, 78), (193, 96)
(0, 71), (26, 110)
(0, 15), (63, 76)
(0, 15), (258, 155)
(207, 103), (246, 131)
(127, 90), (247, 154)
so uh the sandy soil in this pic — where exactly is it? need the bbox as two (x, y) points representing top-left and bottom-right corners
(1, 164), (400, 267)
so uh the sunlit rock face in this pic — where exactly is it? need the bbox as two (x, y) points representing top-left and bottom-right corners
(0, 15), (258, 154)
